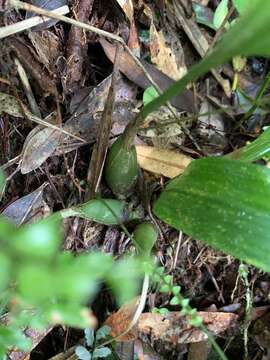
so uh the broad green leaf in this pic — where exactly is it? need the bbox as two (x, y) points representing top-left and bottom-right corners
(227, 127), (270, 162)
(141, 0), (270, 119)
(233, 0), (249, 15)
(213, 0), (228, 29)
(143, 86), (159, 106)
(75, 346), (91, 360)
(92, 347), (111, 358)
(154, 157), (270, 272)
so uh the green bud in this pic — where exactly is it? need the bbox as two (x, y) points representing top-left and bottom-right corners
(133, 222), (158, 257)
(105, 135), (138, 197)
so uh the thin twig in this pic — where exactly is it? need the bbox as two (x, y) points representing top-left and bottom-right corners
(0, 5), (69, 38)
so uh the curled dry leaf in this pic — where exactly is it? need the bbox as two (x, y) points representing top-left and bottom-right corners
(104, 297), (140, 342)
(138, 311), (238, 344)
(0, 92), (24, 118)
(136, 145), (192, 178)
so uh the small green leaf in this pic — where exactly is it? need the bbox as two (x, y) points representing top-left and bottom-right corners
(159, 284), (170, 293)
(96, 325), (111, 340)
(75, 346), (91, 360)
(170, 296), (181, 306)
(213, 0), (228, 29)
(172, 286), (181, 295)
(143, 86), (159, 106)
(84, 328), (94, 347)
(92, 347), (112, 358)
(132, 223), (158, 258)
(164, 275), (172, 284)
(154, 157), (270, 272)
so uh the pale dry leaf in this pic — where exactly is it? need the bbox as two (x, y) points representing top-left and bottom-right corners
(116, 0), (134, 22)
(136, 145), (192, 178)
(150, 22), (187, 81)
(0, 92), (24, 118)
(104, 297), (140, 342)
(138, 311), (238, 344)
(2, 183), (49, 225)
(21, 127), (61, 174)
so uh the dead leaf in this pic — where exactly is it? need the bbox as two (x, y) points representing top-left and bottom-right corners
(104, 297), (140, 342)
(21, 127), (61, 174)
(0, 92), (24, 118)
(136, 145), (192, 178)
(28, 30), (62, 71)
(100, 39), (194, 113)
(116, 0), (133, 22)
(2, 183), (50, 225)
(134, 339), (162, 360)
(150, 22), (187, 80)
(138, 311), (238, 344)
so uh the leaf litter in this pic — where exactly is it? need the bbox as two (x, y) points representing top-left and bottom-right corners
(1, 0), (270, 358)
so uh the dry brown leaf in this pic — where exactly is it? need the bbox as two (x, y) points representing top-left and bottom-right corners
(0, 92), (24, 118)
(104, 297), (140, 342)
(136, 145), (192, 178)
(138, 311), (238, 344)
(150, 22), (186, 81)
(116, 0), (134, 22)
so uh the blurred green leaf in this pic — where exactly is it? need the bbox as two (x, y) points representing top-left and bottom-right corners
(213, 0), (228, 29)
(0, 253), (10, 292)
(92, 347), (111, 358)
(233, 0), (250, 14)
(75, 345), (91, 360)
(107, 258), (141, 304)
(143, 86), (159, 106)
(154, 157), (270, 272)
(11, 217), (61, 260)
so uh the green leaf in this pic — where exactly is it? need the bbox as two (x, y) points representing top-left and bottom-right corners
(154, 157), (270, 272)
(92, 347), (112, 358)
(170, 296), (181, 306)
(141, 0), (270, 119)
(233, 0), (250, 15)
(143, 86), (159, 106)
(11, 217), (61, 260)
(227, 127), (270, 162)
(75, 346), (91, 360)
(0, 253), (10, 292)
(213, 0), (228, 29)
(96, 325), (111, 341)
(84, 328), (94, 347)
(132, 223), (158, 258)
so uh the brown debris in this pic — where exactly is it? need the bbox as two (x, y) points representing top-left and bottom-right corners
(65, 0), (94, 93)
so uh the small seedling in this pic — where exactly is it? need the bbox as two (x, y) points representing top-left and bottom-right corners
(75, 325), (112, 360)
